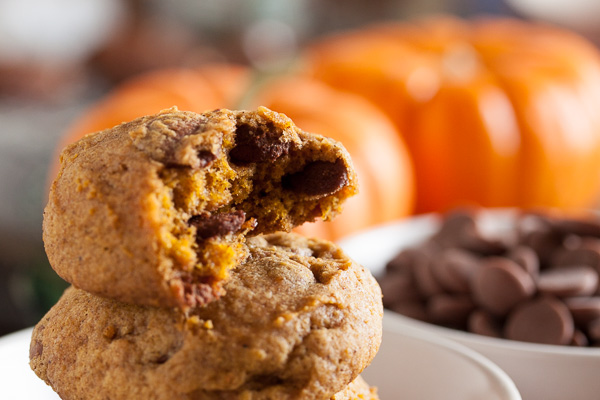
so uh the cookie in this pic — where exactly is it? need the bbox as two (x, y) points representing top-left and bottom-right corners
(331, 376), (379, 400)
(30, 233), (383, 400)
(43, 107), (358, 309)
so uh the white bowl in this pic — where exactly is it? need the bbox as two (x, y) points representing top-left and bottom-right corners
(367, 314), (521, 400)
(0, 320), (520, 400)
(338, 210), (600, 400)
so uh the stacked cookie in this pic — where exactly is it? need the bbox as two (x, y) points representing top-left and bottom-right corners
(31, 107), (383, 399)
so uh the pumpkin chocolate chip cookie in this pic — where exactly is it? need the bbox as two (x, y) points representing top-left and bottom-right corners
(30, 233), (383, 400)
(43, 107), (358, 309)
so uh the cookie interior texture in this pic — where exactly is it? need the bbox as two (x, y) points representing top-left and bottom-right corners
(31, 233), (383, 400)
(43, 107), (358, 309)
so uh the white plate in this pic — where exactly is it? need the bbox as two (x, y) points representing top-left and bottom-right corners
(0, 328), (58, 399)
(337, 211), (600, 400)
(1, 317), (520, 400)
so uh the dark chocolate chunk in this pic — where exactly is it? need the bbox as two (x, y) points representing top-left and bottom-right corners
(230, 122), (290, 164)
(282, 159), (348, 197)
(190, 210), (247, 240)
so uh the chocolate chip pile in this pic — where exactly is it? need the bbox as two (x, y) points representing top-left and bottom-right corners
(380, 209), (600, 346)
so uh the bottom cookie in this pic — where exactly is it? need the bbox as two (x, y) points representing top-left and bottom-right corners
(30, 233), (383, 400)
(332, 376), (379, 400)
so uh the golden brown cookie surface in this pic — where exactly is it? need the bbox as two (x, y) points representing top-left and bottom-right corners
(30, 233), (382, 400)
(331, 376), (379, 400)
(43, 107), (358, 309)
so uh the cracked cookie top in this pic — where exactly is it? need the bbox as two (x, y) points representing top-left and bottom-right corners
(43, 107), (358, 309)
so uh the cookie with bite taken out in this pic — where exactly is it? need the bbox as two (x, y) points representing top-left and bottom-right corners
(43, 107), (358, 310)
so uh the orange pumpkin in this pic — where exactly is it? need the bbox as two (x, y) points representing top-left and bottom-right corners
(57, 64), (415, 241)
(304, 17), (600, 214)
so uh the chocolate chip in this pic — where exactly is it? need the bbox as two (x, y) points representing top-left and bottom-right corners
(517, 214), (564, 266)
(564, 296), (600, 326)
(170, 273), (219, 309)
(432, 211), (506, 255)
(507, 246), (540, 279)
(282, 159), (348, 197)
(229, 122), (290, 165)
(471, 257), (536, 316)
(190, 210), (247, 240)
(154, 354), (170, 364)
(427, 294), (475, 328)
(412, 251), (444, 298)
(537, 266), (598, 297)
(164, 150), (217, 169)
(142, 115), (218, 169)
(380, 273), (421, 307)
(29, 340), (43, 359)
(164, 117), (204, 138)
(387, 300), (429, 322)
(197, 150), (217, 168)
(386, 249), (418, 275)
(552, 215), (600, 238)
(552, 240), (600, 275)
(571, 329), (590, 347)
(381, 209), (600, 346)
(431, 248), (479, 293)
(588, 318), (600, 341)
(505, 297), (574, 345)
(468, 309), (503, 338)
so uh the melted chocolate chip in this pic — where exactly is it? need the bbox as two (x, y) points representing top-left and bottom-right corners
(154, 354), (170, 364)
(197, 150), (217, 168)
(282, 159), (348, 197)
(170, 273), (219, 309)
(164, 118), (204, 138)
(163, 149), (217, 169)
(229, 123), (290, 164)
(190, 210), (246, 240)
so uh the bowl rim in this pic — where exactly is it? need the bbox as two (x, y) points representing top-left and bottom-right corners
(381, 313), (523, 400)
(338, 209), (600, 357)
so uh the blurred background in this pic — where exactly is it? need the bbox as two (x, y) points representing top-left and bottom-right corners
(3, 0), (600, 336)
